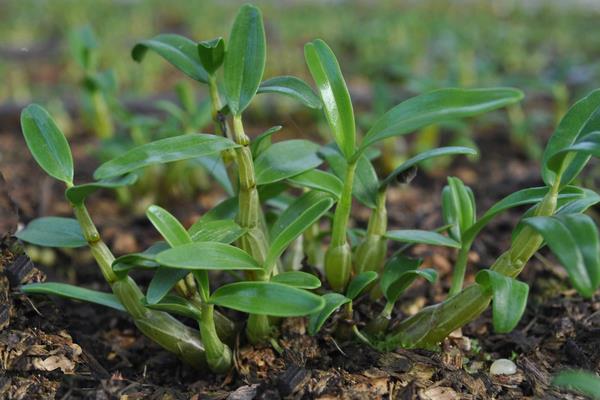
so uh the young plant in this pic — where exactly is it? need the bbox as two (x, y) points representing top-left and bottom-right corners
(15, 4), (600, 375)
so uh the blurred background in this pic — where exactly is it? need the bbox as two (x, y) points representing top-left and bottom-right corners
(2, 0), (600, 213)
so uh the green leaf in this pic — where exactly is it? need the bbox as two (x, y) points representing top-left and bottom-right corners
(553, 370), (600, 399)
(319, 144), (378, 208)
(346, 271), (378, 300)
(287, 169), (343, 199)
(145, 294), (201, 320)
(112, 242), (168, 275)
(308, 293), (351, 335)
(384, 230), (460, 248)
(156, 242), (261, 271)
(195, 154), (234, 196)
(209, 282), (324, 317)
(146, 205), (191, 247)
(65, 175), (137, 205)
(250, 125), (282, 157)
(557, 188), (600, 216)
(476, 270), (529, 333)
(381, 147), (477, 188)
(147, 268), (189, 304)
(380, 256), (436, 303)
(94, 134), (238, 180)
(523, 214), (600, 298)
(16, 217), (86, 248)
(359, 87), (523, 154)
(198, 197), (239, 223)
(254, 140), (323, 185)
(441, 177), (476, 242)
(271, 271), (322, 289)
(197, 37), (225, 75)
(462, 186), (584, 246)
(132, 34), (209, 83)
(69, 25), (97, 70)
(266, 191), (334, 269)
(546, 131), (600, 188)
(20, 104), (74, 185)
(542, 89), (600, 187)
(257, 76), (322, 109)
(304, 39), (355, 159)
(188, 219), (245, 244)
(223, 4), (266, 115)
(21, 282), (125, 311)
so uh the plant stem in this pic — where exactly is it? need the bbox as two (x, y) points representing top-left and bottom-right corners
(325, 160), (357, 291)
(199, 303), (232, 373)
(232, 114), (272, 342)
(448, 244), (471, 296)
(90, 90), (114, 139)
(72, 203), (206, 367)
(355, 188), (388, 274)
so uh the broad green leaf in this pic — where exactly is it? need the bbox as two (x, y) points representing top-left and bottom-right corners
(144, 294), (202, 320)
(381, 147), (477, 188)
(523, 214), (600, 298)
(441, 177), (476, 241)
(384, 230), (460, 248)
(66, 174), (137, 205)
(462, 186), (584, 246)
(271, 271), (322, 289)
(257, 76), (322, 109)
(308, 292), (350, 335)
(319, 144), (378, 208)
(359, 88), (523, 154)
(223, 4), (266, 115)
(147, 268), (189, 304)
(209, 281), (324, 316)
(195, 154), (234, 196)
(197, 37), (225, 75)
(21, 282), (125, 311)
(16, 217), (86, 248)
(94, 134), (238, 179)
(69, 25), (97, 70)
(156, 242), (261, 271)
(305, 39), (355, 159)
(557, 188), (600, 215)
(266, 191), (334, 269)
(542, 89), (600, 187)
(380, 256), (436, 303)
(250, 125), (282, 157)
(287, 169), (343, 199)
(132, 34), (209, 83)
(346, 271), (378, 300)
(146, 205), (191, 247)
(553, 370), (600, 399)
(188, 219), (245, 244)
(198, 197), (238, 223)
(254, 140), (323, 185)
(20, 104), (74, 185)
(476, 270), (529, 333)
(112, 242), (168, 275)
(546, 131), (600, 188)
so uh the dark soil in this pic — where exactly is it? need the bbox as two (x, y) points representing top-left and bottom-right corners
(1, 117), (599, 399)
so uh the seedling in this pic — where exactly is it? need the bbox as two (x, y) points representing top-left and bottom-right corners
(16, 4), (600, 374)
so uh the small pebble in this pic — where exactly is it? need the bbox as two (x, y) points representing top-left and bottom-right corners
(490, 358), (517, 375)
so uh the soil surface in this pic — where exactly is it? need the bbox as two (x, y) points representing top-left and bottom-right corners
(1, 115), (599, 399)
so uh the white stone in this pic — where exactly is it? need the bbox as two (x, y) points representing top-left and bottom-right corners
(489, 358), (517, 375)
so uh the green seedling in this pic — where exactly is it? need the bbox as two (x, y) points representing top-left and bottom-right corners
(553, 370), (600, 399)
(16, 4), (600, 374)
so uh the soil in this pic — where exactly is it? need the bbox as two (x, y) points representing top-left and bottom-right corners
(0, 114), (599, 399)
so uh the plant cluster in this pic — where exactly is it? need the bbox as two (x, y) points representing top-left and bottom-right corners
(16, 4), (600, 373)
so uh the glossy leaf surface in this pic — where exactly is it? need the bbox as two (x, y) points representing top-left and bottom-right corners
(66, 175), (137, 205)
(209, 282), (324, 316)
(197, 37), (225, 74)
(156, 242), (261, 271)
(94, 134), (238, 179)
(287, 169), (343, 199)
(380, 256), (436, 303)
(271, 271), (322, 289)
(346, 271), (378, 300)
(523, 214), (600, 298)
(132, 34), (208, 83)
(476, 270), (529, 333)
(257, 75), (322, 109)
(144, 294), (202, 320)
(308, 293), (350, 335)
(16, 217), (86, 248)
(147, 268), (190, 305)
(22, 282), (125, 311)
(254, 140), (323, 185)
(305, 39), (355, 159)
(21, 104), (74, 185)
(359, 88), (523, 154)
(223, 4), (266, 115)
(146, 205), (191, 247)
(384, 230), (460, 248)
(250, 125), (282, 157)
(188, 219), (245, 244)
